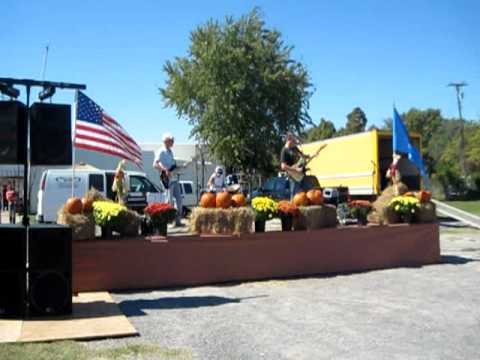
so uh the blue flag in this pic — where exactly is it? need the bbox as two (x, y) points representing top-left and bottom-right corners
(393, 108), (410, 154)
(393, 108), (429, 186)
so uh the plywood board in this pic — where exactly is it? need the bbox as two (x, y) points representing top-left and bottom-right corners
(0, 292), (137, 343)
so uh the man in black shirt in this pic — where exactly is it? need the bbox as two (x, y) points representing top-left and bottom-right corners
(280, 133), (309, 199)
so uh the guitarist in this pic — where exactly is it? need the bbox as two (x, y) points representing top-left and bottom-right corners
(280, 133), (326, 199)
(153, 132), (183, 226)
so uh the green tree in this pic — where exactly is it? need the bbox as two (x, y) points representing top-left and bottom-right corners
(340, 107), (368, 135)
(160, 9), (313, 174)
(303, 118), (336, 142)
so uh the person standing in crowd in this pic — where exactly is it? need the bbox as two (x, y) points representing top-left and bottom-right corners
(2, 184), (7, 211)
(6, 185), (17, 224)
(208, 166), (225, 192)
(153, 132), (183, 226)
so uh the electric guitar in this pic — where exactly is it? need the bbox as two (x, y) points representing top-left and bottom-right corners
(159, 159), (193, 189)
(286, 144), (327, 182)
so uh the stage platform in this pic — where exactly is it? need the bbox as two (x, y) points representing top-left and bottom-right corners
(73, 223), (440, 292)
(0, 292), (137, 343)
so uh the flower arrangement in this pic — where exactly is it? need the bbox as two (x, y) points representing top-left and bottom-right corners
(277, 200), (300, 218)
(389, 196), (420, 222)
(144, 202), (177, 233)
(92, 201), (127, 227)
(348, 200), (372, 225)
(251, 196), (278, 222)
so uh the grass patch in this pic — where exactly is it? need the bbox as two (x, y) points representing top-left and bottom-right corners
(0, 341), (191, 360)
(444, 200), (480, 216)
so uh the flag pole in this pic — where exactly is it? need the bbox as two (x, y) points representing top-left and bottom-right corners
(72, 90), (78, 198)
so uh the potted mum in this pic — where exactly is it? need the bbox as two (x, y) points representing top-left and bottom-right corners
(92, 201), (127, 239)
(389, 196), (420, 223)
(144, 202), (177, 236)
(277, 200), (300, 231)
(348, 200), (372, 225)
(251, 196), (278, 232)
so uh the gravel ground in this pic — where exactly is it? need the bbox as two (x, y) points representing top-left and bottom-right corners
(83, 225), (480, 360)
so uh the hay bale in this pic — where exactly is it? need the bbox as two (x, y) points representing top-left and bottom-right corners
(57, 211), (95, 241)
(417, 202), (437, 223)
(369, 183), (408, 225)
(293, 205), (337, 230)
(189, 207), (255, 235)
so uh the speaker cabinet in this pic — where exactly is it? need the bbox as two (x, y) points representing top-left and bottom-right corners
(30, 103), (72, 166)
(28, 225), (72, 316)
(0, 225), (27, 318)
(0, 101), (26, 164)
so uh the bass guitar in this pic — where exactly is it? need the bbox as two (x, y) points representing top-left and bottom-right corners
(285, 143), (327, 182)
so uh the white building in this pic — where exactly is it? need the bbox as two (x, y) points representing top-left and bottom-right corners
(0, 144), (220, 214)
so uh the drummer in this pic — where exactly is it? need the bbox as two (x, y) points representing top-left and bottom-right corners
(208, 166), (225, 192)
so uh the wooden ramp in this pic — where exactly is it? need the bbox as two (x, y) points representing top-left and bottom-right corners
(0, 292), (138, 343)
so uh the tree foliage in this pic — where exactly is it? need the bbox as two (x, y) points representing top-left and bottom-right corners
(339, 107), (368, 135)
(161, 9), (313, 174)
(303, 118), (336, 142)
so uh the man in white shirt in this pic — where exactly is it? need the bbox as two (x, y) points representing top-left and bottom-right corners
(153, 133), (183, 226)
(208, 166), (225, 192)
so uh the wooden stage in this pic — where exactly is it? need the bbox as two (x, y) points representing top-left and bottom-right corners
(73, 223), (440, 293)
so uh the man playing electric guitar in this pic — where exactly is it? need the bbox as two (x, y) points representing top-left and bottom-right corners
(280, 133), (327, 199)
(153, 132), (184, 226)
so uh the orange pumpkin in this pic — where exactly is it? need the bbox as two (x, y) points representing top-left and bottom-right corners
(216, 191), (232, 209)
(293, 192), (310, 207)
(306, 189), (323, 205)
(81, 197), (94, 213)
(416, 190), (432, 203)
(64, 197), (83, 214)
(231, 193), (246, 207)
(200, 192), (216, 208)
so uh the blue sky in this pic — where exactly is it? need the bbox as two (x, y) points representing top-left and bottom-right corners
(2, 0), (479, 144)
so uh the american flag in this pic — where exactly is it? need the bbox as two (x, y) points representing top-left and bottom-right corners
(74, 91), (143, 167)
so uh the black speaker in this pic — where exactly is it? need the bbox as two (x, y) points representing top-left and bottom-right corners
(0, 101), (26, 164)
(30, 103), (72, 166)
(28, 225), (72, 316)
(0, 225), (27, 318)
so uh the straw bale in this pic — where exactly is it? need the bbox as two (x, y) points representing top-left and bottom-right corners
(369, 183), (408, 225)
(293, 205), (337, 230)
(57, 211), (95, 241)
(189, 207), (255, 235)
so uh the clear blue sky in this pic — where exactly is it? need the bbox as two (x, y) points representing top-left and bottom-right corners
(2, 0), (479, 144)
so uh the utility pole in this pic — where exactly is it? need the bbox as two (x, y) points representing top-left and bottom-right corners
(447, 82), (468, 179)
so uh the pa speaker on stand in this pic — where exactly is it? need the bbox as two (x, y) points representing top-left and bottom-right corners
(30, 102), (72, 166)
(0, 101), (26, 164)
(28, 225), (72, 316)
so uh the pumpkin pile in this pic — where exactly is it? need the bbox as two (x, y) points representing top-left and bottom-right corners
(199, 191), (246, 209)
(293, 189), (324, 207)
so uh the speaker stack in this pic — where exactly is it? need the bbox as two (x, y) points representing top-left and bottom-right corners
(0, 98), (73, 318)
(28, 225), (72, 316)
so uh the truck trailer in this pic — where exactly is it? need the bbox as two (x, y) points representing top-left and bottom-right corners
(300, 130), (422, 197)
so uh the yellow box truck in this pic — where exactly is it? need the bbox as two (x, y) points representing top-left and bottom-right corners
(300, 129), (421, 196)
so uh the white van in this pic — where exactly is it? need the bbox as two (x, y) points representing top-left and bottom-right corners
(37, 168), (166, 223)
(178, 180), (196, 215)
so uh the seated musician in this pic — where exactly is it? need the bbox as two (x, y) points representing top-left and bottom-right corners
(208, 166), (225, 192)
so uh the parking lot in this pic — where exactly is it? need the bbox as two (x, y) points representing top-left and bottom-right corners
(81, 224), (480, 360)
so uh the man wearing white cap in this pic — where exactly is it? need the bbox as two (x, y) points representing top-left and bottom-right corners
(207, 166), (225, 192)
(153, 132), (183, 226)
